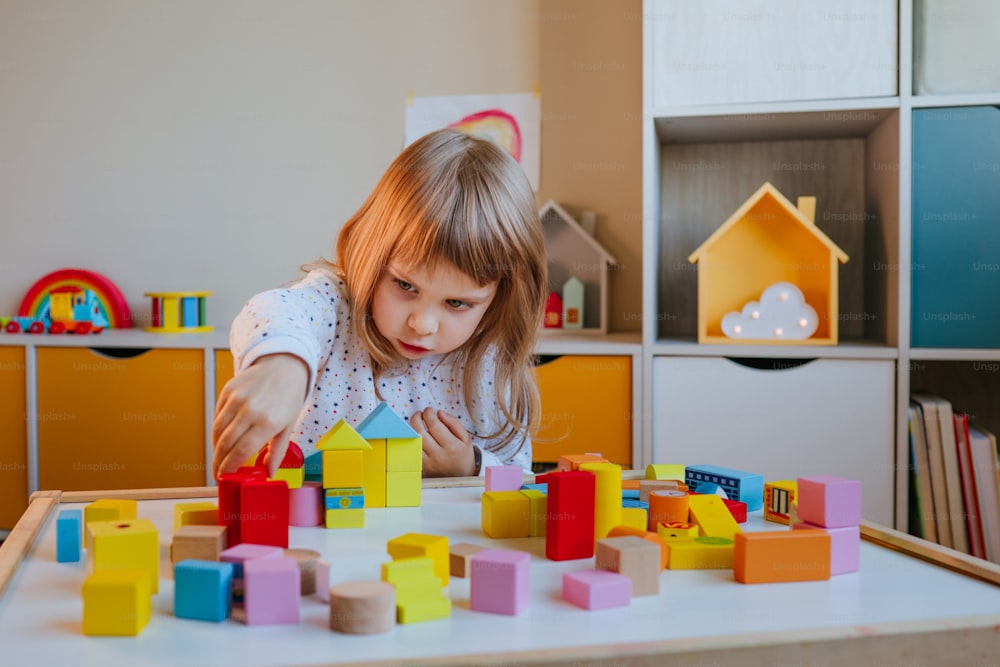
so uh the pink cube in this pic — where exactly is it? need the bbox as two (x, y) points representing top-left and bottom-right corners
(797, 476), (862, 528)
(793, 521), (861, 575)
(243, 556), (301, 625)
(485, 465), (524, 492)
(289, 481), (323, 527)
(562, 569), (632, 610)
(220, 543), (284, 578)
(470, 549), (530, 615)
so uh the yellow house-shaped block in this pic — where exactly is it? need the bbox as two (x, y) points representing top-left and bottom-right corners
(358, 402), (422, 508)
(688, 182), (849, 345)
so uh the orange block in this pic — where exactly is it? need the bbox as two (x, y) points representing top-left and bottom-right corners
(734, 529), (831, 584)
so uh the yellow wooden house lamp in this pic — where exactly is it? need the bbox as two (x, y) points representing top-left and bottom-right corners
(687, 182), (849, 345)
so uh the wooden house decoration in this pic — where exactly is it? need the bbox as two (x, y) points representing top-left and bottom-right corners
(539, 201), (617, 334)
(687, 182), (849, 345)
(357, 402), (422, 508)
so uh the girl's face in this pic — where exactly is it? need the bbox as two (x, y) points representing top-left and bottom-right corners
(371, 258), (497, 360)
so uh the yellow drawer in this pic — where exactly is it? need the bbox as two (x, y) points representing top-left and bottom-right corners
(0, 346), (28, 529)
(37, 347), (206, 491)
(534, 355), (632, 469)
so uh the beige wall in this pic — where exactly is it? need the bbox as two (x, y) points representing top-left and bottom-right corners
(0, 0), (641, 333)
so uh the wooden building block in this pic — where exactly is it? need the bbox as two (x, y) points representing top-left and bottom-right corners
(449, 542), (486, 578)
(381, 556), (436, 585)
(89, 518), (159, 594)
(56, 509), (82, 563)
(688, 493), (742, 540)
(273, 466), (304, 490)
(722, 497), (748, 523)
(82, 570), (151, 636)
(793, 521), (860, 575)
(385, 471), (421, 507)
(325, 508), (364, 529)
(316, 418), (371, 451)
(656, 521), (699, 539)
(83, 498), (138, 550)
(486, 465), (524, 492)
(470, 549), (531, 615)
(284, 548), (322, 595)
(219, 543), (284, 579)
(595, 536), (660, 596)
(562, 569), (632, 610)
(289, 481), (324, 527)
(387, 533), (450, 587)
(639, 479), (682, 503)
(645, 463), (685, 481)
(325, 487), (365, 510)
(328, 580), (396, 634)
(797, 475), (862, 528)
(380, 556), (448, 624)
(556, 453), (607, 472)
(665, 536), (735, 570)
(481, 490), (530, 539)
(173, 501), (218, 531)
(544, 470), (595, 561)
(648, 489), (690, 530)
(764, 480), (798, 525)
(362, 439), (387, 509)
(685, 464), (764, 511)
(622, 506), (648, 531)
(240, 478), (290, 548)
(386, 437), (422, 472)
(520, 489), (547, 537)
(734, 529), (832, 584)
(173, 559), (234, 622)
(608, 525), (669, 571)
(578, 461), (622, 540)
(315, 558), (331, 603)
(171, 524), (227, 564)
(217, 466), (266, 545)
(396, 596), (452, 624)
(323, 450), (364, 488)
(243, 556), (301, 625)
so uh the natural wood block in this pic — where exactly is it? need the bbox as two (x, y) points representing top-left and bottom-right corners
(595, 536), (660, 597)
(329, 581), (396, 634)
(171, 524), (228, 564)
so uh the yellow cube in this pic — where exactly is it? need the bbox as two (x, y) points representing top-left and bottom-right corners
(84, 499), (138, 549)
(481, 491), (530, 539)
(387, 534), (449, 587)
(385, 471), (421, 507)
(273, 466), (304, 489)
(323, 450), (364, 488)
(386, 437), (423, 472)
(88, 518), (160, 594)
(622, 506), (648, 531)
(520, 489), (547, 537)
(82, 569), (151, 636)
(173, 501), (218, 531)
(381, 556), (437, 585)
(362, 439), (387, 508)
(325, 508), (364, 529)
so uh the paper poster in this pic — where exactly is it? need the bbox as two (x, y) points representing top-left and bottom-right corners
(404, 92), (541, 191)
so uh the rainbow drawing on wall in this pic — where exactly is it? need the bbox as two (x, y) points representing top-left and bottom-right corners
(18, 268), (133, 328)
(447, 109), (522, 163)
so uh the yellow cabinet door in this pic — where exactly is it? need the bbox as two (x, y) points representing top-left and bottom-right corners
(215, 349), (234, 401)
(37, 348), (206, 491)
(0, 346), (28, 529)
(534, 355), (632, 470)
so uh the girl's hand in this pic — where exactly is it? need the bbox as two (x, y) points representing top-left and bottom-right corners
(411, 408), (476, 477)
(212, 353), (309, 478)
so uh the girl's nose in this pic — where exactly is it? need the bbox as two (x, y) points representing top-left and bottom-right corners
(408, 310), (437, 336)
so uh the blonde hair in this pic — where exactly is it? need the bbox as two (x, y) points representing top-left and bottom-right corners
(331, 128), (547, 451)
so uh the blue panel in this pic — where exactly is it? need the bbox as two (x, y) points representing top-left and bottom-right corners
(181, 297), (199, 327)
(912, 106), (1000, 348)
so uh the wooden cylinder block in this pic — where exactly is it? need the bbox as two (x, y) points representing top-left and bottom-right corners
(648, 489), (690, 530)
(328, 580), (396, 634)
(284, 548), (321, 596)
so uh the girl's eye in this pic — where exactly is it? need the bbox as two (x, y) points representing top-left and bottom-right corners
(446, 299), (469, 309)
(394, 279), (415, 292)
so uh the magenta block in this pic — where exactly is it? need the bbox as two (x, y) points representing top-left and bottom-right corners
(797, 475), (862, 528)
(243, 556), (301, 625)
(562, 569), (632, 610)
(794, 521), (861, 575)
(485, 465), (524, 492)
(470, 549), (530, 615)
(289, 481), (323, 527)
(220, 543), (284, 578)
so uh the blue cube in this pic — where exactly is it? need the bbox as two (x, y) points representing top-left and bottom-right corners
(174, 560), (235, 622)
(56, 509), (82, 563)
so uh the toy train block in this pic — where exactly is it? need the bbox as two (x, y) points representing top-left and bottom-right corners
(648, 489), (690, 530)
(656, 521), (700, 539)
(639, 479), (683, 503)
(734, 529), (832, 584)
(82, 569), (152, 636)
(449, 542), (486, 578)
(688, 494), (743, 541)
(387, 533), (450, 587)
(83, 498), (138, 550)
(386, 436), (422, 473)
(486, 465), (524, 492)
(284, 548), (322, 596)
(173, 501), (218, 531)
(289, 481), (324, 527)
(143, 291), (213, 333)
(579, 461), (622, 540)
(482, 491), (530, 539)
(315, 559), (332, 603)
(171, 524), (228, 565)
(622, 506), (648, 532)
(543, 470), (596, 561)
(56, 509), (83, 563)
(470, 549), (531, 615)
(217, 466), (267, 545)
(328, 580), (396, 634)
(243, 556), (301, 625)
(764, 480), (798, 525)
(722, 498), (748, 524)
(385, 470), (421, 507)
(685, 464), (764, 511)
(556, 453), (607, 472)
(562, 569), (632, 610)
(797, 475), (862, 528)
(88, 519), (160, 594)
(323, 450), (365, 489)
(607, 525), (669, 571)
(240, 478), (290, 547)
(174, 560), (235, 622)
(793, 521), (861, 575)
(664, 536), (735, 570)
(595, 536), (661, 597)
(521, 489), (548, 537)
(645, 463), (686, 481)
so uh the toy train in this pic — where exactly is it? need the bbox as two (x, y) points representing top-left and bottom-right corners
(2, 286), (109, 334)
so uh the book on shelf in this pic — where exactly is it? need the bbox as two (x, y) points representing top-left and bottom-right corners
(968, 425), (1000, 564)
(953, 412), (986, 560)
(910, 394), (955, 550)
(908, 404), (937, 542)
(935, 398), (969, 554)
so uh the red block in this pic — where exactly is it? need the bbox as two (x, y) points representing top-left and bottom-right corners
(240, 478), (290, 548)
(543, 470), (595, 561)
(722, 498), (748, 523)
(217, 466), (267, 546)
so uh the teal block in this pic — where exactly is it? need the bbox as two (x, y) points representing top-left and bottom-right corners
(56, 509), (82, 563)
(174, 560), (235, 622)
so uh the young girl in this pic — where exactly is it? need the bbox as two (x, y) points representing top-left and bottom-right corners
(212, 128), (547, 480)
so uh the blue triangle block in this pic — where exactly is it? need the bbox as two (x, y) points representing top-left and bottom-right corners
(357, 401), (419, 439)
(304, 451), (323, 482)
